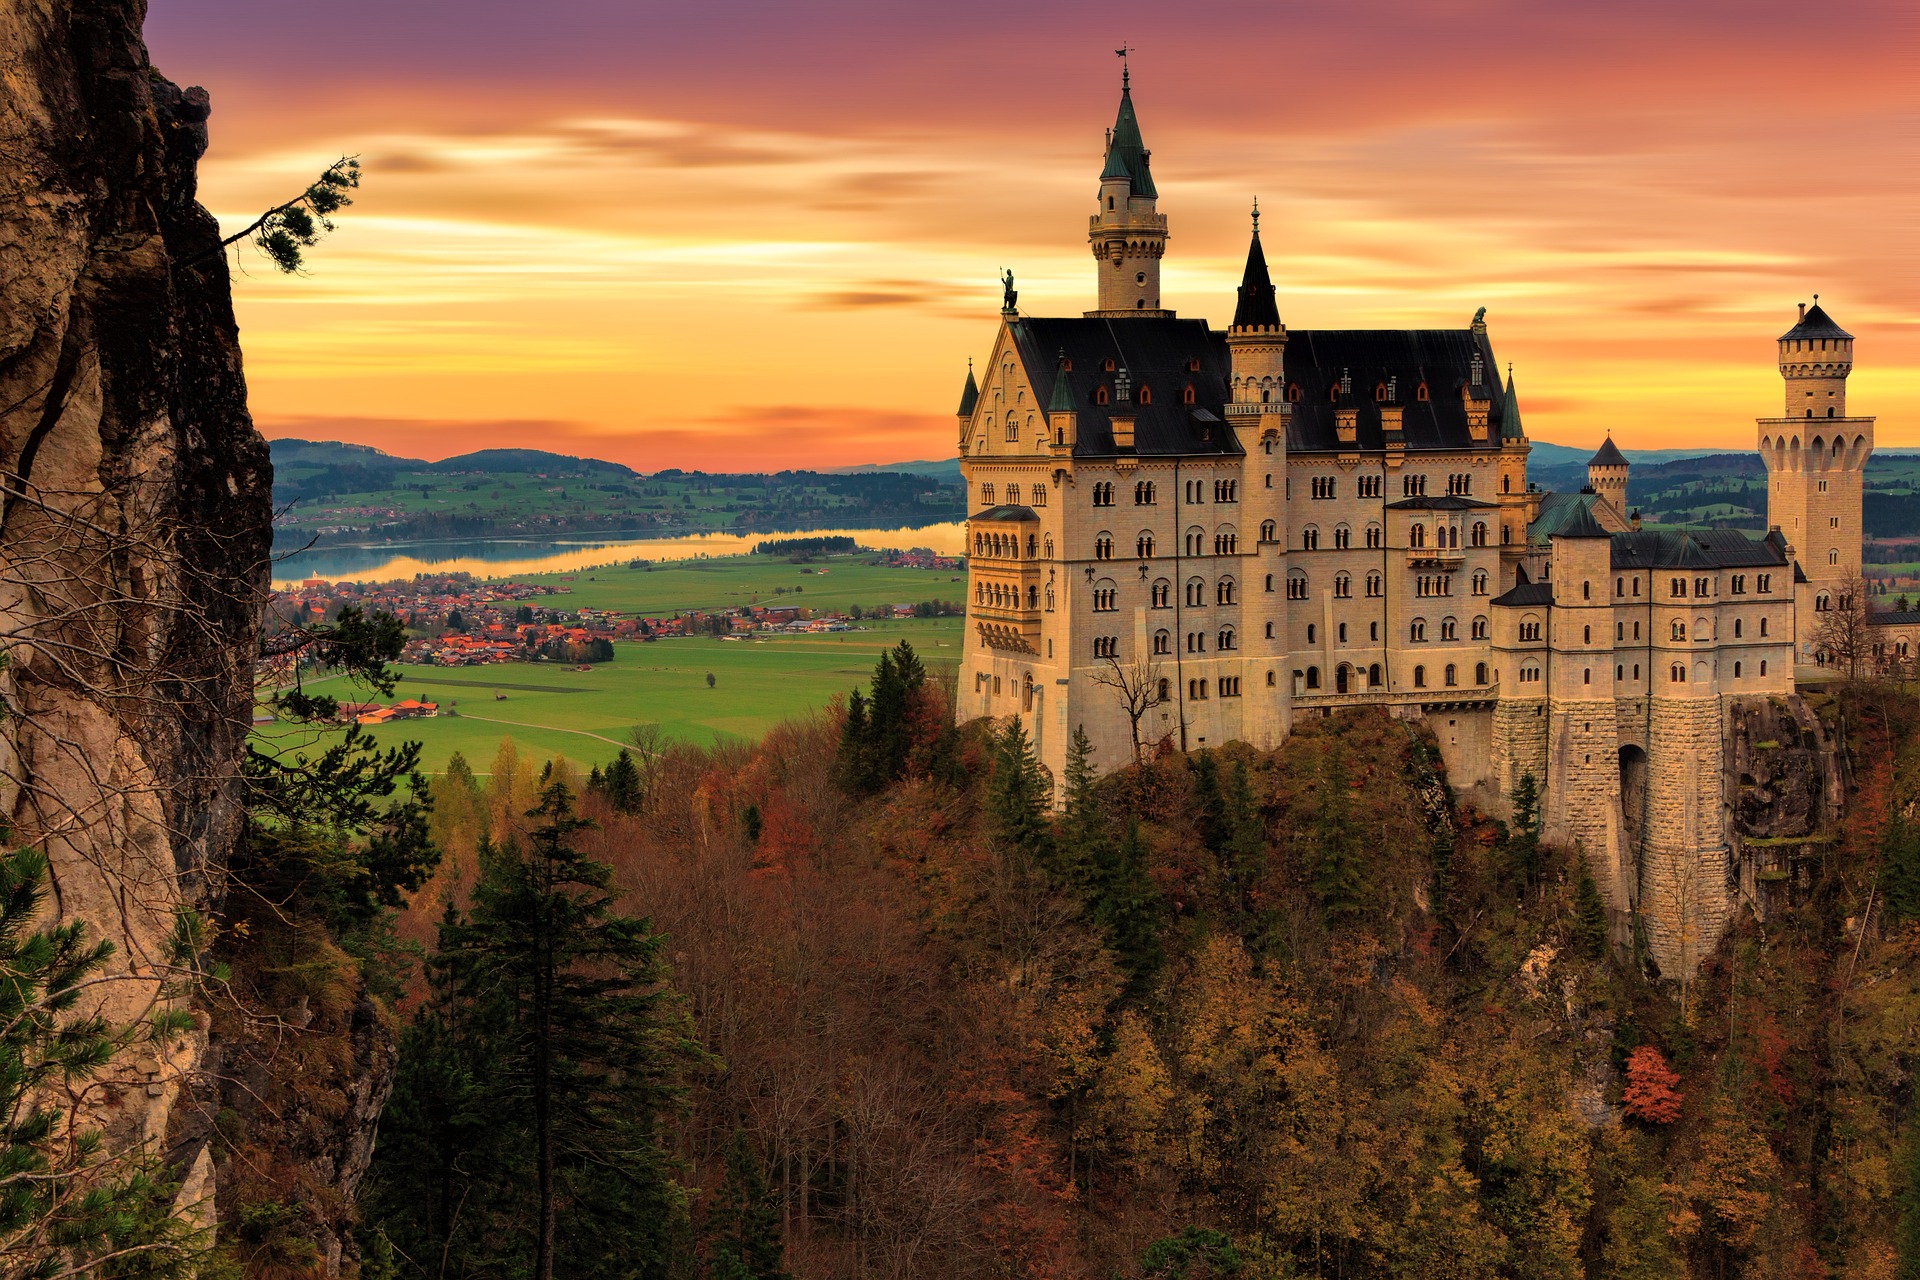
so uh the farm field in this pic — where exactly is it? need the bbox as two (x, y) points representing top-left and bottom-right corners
(259, 617), (963, 776)
(518, 553), (967, 615)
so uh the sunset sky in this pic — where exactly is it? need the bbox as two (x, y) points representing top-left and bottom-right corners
(144, 0), (1916, 473)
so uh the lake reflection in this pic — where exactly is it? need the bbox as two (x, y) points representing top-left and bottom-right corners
(271, 522), (968, 587)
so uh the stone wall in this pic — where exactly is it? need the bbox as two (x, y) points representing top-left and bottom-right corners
(1640, 696), (1731, 974)
(1547, 699), (1629, 907)
(1491, 699), (1548, 803)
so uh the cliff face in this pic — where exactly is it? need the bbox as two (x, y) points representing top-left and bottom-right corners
(1, 0), (269, 1227)
(1726, 695), (1849, 919)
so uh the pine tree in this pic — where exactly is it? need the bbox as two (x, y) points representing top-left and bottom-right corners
(705, 1132), (789, 1280)
(1882, 812), (1920, 924)
(1189, 750), (1227, 854)
(1509, 772), (1544, 885)
(1898, 1082), (1920, 1280)
(0, 843), (202, 1278)
(988, 719), (1054, 865)
(1574, 868), (1610, 959)
(1055, 725), (1106, 889)
(1219, 762), (1268, 946)
(367, 784), (703, 1279)
(837, 689), (876, 794)
(1094, 819), (1163, 991)
(1309, 755), (1370, 924)
(604, 748), (643, 815)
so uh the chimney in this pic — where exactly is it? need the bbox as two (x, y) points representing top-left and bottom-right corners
(1799, 302), (1807, 320)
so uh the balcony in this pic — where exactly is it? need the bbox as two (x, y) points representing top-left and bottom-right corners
(1407, 546), (1466, 567)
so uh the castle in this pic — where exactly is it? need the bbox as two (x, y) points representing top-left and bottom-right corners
(955, 72), (1877, 973)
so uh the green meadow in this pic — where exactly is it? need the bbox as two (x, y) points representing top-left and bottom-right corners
(262, 616), (963, 776)
(516, 554), (966, 615)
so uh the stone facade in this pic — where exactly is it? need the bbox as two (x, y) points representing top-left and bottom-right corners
(957, 74), (1867, 975)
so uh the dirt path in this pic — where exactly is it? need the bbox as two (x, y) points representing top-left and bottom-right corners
(450, 712), (641, 753)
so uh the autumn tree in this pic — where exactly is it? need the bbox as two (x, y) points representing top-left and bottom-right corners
(1621, 1046), (1683, 1125)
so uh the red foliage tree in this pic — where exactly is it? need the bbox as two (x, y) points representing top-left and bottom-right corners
(1622, 1046), (1684, 1125)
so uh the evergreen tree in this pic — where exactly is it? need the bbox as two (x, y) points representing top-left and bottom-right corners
(1309, 755), (1370, 925)
(988, 719), (1054, 865)
(1508, 773), (1544, 886)
(363, 784), (702, 1279)
(1219, 762), (1268, 946)
(0, 843), (203, 1278)
(1093, 819), (1163, 992)
(837, 690), (877, 795)
(1899, 1082), (1920, 1280)
(1055, 725), (1106, 889)
(705, 1132), (789, 1280)
(1189, 751), (1227, 854)
(604, 749), (643, 815)
(1574, 868), (1610, 959)
(1882, 812), (1920, 925)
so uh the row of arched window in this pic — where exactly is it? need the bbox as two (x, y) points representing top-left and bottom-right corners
(971, 530), (1043, 558)
(978, 483), (1049, 507)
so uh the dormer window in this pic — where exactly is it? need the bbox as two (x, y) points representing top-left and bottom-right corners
(1416, 382), (1430, 402)
(1103, 358), (1116, 372)
(1138, 385), (1152, 405)
(1061, 358), (1072, 372)
(1287, 383), (1301, 402)
(1329, 384), (1341, 403)
(1375, 383), (1388, 402)
(1187, 358), (1201, 372)
(1182, 384), (1195, 405)
(1094, 386), (1110, 406)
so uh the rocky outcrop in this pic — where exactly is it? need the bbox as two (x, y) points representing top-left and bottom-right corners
(1725, 695), (1848, 919)
(1, 0), (268, 1238)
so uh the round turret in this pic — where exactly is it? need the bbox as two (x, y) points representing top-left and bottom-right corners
(1778, 298), (1853, 419)
(1587, 436), (1629, 523)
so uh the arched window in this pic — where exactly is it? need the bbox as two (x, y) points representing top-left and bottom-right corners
(1734, 661), (1742, 678)
(1410, 523), (1427, 549)
(1095, 386), (1109, 405)
(1216, 578), (1237, 605)
(981, 484), (995, 505)
(1671, 663), (1686, 683)
(1218, 627), (1237, 651)
(1583, 625), (1591, 644)
(1138, 384), (1152, 405)
(1334, 524), (1352, 550)
(1671, 620), (1686, 640)
(1334, 573), (1352, 599)
(1413, 665), (1426, 688)
(1305, 666), (1320, 689)
(1186, 577), (1206, 607)
(1472, 616), (1488, 640)
(1366, 572), (1383, 598)
(1366, 523), (1383, 550)
(1368, 664), (1383, 687)
(1154, 630), (1171, 655)
(1445, 664), (1457, 687)
(1471, 522), (1487, 547)
(1301, 525), (1319, 551)
(1031, 484), (1046, 506)
(1286, 571), (1309, 601)
(1182, 384), (1195, 405)
(1475, 662), (1488, 684)
(1151, 578), (1171, 608)
(1472, 570), (1488, 596)
(1136, 532), (1156, 558)
(1411, 618), (1428, 642)
(1094, 533), (1114, 560)
(1441, 617), (1457, 641)
(1260, 519), (1277, 543)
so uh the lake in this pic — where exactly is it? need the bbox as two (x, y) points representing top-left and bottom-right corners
(271, 522), (968, 587)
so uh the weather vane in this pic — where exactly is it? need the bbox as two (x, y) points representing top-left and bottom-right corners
(1114, 44), (1132, 87)
(1251, 196), (1260, 233)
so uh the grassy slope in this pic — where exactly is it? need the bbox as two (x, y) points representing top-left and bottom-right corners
(264, 617), (962, 774)
(516, 555), (968, 614)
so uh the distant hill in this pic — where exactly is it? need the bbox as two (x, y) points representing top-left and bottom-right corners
(425, 448), (638, 477)
(824, 458), (964, 484)
(270, 438), (428, 470)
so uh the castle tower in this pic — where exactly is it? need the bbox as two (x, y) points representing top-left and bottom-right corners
(956, 361), (979, 437)
(1086, 64), (1171, 317)
(1640, 539), (1730, 975)
(1587, 437), (1629, 524)
(1496, 368), (1533, 586)
(1226, 211), (1290, 748)
(1757, 299), (1874, 657)
(1541, 505), (1628, 912)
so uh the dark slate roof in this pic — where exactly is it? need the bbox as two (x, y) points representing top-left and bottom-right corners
(1794, 563), (1810, 584)
(1100, 84), (1156, 199)
(1502, 369), (1526, 441)
(970, 504), (1038, 522)
(1551, 502), (1612, 540)
(1492, 582), (1554, 607)
(1384, 495), (1497, 511)
(1589, 437), (1628, 468)
(1529, 492), (1605, 542)
(1283, 327), (1509, 453)
(1010, 317), (1239, 457)
(957, 366), (979, 417)
(1869, 610), (1920, 628)
(1606, 529), (1789, 571)
(1779, 302), (1852, 343)
(1232, 232), (1281, 330)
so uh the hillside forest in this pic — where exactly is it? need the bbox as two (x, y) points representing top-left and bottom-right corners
(208, 636), (1920, 1280)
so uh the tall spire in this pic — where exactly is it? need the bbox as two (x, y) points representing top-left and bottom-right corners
(1099, 66), (1156, 198)
(1232, 204), (1280, 330)
(1501, 365), (1525, 440)
(956, 360), (980, 418)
